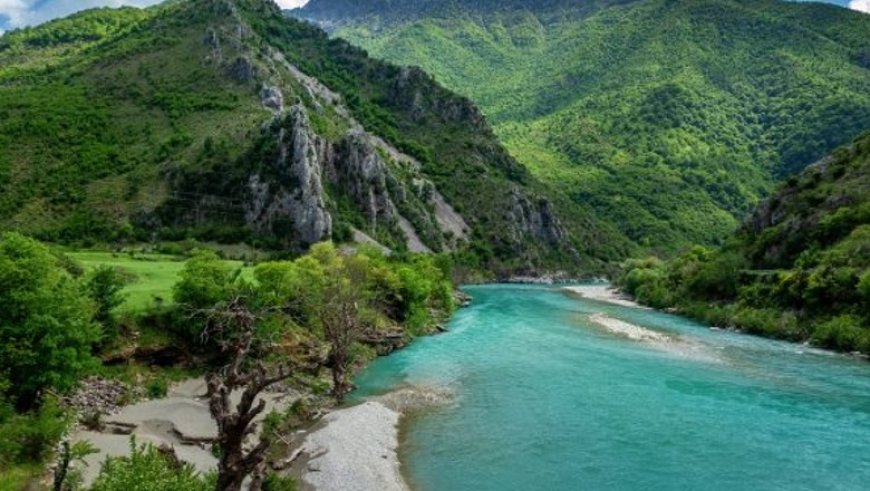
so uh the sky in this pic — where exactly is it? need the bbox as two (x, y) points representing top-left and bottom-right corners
(0, 0), (309, 33)
(0, 0), (867, 34)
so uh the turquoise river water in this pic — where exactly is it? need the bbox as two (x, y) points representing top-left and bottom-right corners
(353, 284), (870, 491)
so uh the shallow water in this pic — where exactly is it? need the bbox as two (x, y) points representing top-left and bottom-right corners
(353, 285), (870, 491)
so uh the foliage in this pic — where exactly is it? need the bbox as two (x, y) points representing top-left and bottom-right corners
(71, 251), (252, 313)
(0, 0), (623, 274)
(173, 250), (240, 311)
(252, 242), (456, 400)
(0, 232), (100, 406)
(89, 439), (214, 491)
(0, 397), (68, 468)
(87, 266), (128, 335)
(262, 473), (298, 491)
(618, 134), (870, 354)
(301, 0), (870, 253)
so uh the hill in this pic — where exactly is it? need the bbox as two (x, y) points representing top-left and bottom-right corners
(292, 0), (870, 252)
(0, 0), (633, 274)
(620, 132), (870, 354)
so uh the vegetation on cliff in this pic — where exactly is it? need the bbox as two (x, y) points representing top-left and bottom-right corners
(0, 0), (631, 274)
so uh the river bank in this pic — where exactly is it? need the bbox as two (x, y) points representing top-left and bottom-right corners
(290, 387), (451, 491)
(562, 284), (646, 308)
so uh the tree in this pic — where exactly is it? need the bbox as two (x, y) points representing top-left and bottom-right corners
(174, 250), (239, 344)
(0, 232), (100, 408)
(86, 265), (126, 335)
(173, 250), (237, 311)
(203, 298), (293, 491)
(317, 252), (372, 403)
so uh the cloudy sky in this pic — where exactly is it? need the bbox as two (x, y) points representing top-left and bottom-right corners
(0, 0), (308, 33)
(0, 0), (867, 34)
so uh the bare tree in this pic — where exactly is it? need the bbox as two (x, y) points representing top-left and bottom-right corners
(203, 298), (292, 491)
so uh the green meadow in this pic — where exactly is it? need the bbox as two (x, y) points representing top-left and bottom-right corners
(69, 251), (253, 312)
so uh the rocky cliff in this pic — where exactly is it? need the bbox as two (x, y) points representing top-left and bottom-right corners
(0, 0), (630, 272)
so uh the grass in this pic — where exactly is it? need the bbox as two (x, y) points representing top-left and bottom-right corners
(69, 251), (253, 312)
(0, 464), (44, 491)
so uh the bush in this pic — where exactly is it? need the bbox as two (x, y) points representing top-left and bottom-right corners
(812, 316), (870, 354)
(263, 473), (298, 491)
(0, 397), (68, 467)
(172, 250), (237, 310)
(145, 378), (168, 399)
(90, 439), (214, 491)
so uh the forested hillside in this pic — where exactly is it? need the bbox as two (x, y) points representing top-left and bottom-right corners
(620, 132), (870, 354)
(0, 0), (632, 274)
(293, 0), (870, 252)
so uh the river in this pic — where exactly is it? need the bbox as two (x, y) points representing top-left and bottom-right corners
(352, 284), (870, 491)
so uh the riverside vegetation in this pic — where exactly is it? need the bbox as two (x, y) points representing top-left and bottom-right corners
(619, 133), (870, 355)
(0, 233), (455, 489)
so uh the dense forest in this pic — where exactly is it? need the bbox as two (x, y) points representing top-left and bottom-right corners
(295, 0), (870, 252)
(619, 132), (870, 354)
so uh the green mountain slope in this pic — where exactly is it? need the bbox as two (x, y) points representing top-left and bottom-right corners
(293, 0), (870, 252)
(0, 0), (634, 273)
(620, 132), (870, 354)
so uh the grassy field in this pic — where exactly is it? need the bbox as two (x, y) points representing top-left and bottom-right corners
(70, 251), (253, 312)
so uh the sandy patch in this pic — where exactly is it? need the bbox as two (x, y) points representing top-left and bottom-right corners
(563, 285), (646, 308)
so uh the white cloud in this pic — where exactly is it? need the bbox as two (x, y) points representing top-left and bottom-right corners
(0, 1), (310, 32)
(0, 0), (161, 31)
(275, 0), (309, 8)
(849, 0), (870, 13)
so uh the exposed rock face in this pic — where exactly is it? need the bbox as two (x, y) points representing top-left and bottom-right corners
(260, 84), (284, 114)
(331, 130), (399, 228)
(506, 189), (567, 246)
(393, 66), (485, 127)
(228, 55), (255, 83)
(247, 105), (333, 245)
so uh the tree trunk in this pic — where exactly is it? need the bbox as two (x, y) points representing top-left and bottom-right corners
(332, 364), (346, 404)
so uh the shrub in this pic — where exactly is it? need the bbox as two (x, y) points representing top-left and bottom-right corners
(89, 439), (214, 491)
(263, 473), (298, 491)
(0, 397), (68, 466)
(812, 316), (870, 354)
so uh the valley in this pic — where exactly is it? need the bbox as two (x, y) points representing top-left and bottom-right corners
(0, 0), (869, 490)
(293, 0), (870, 252)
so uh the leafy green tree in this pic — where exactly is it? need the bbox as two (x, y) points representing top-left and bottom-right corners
(173, 250), (242, 344)
(86, 266), (127, 335)
(0, 232), (100, 407)
(173, 250), (237, 310)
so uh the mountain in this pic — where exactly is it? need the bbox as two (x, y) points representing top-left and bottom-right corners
(620, 131), (870, 354)
(291, 0), (870, 252)
(0, 0), (635, 273)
